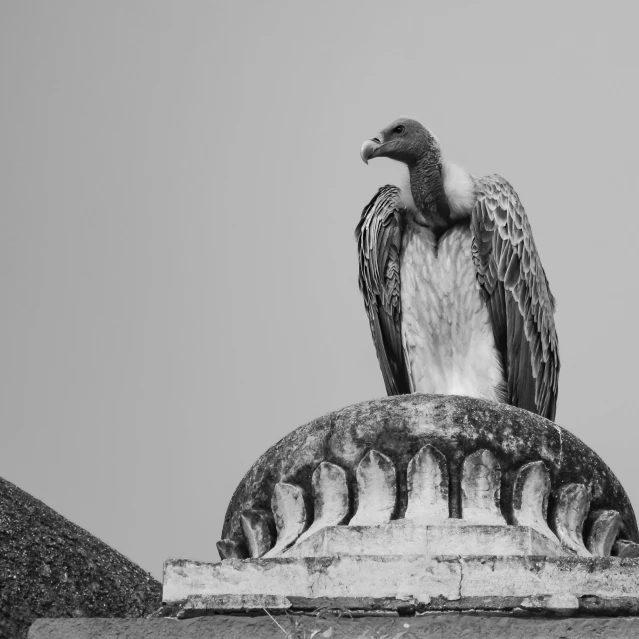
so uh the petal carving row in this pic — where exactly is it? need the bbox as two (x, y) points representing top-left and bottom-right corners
(217, 448), (622, 559)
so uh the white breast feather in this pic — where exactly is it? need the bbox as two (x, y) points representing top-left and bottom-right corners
(399, 160), (477, 220)
(442, 161), (477, 219)
(400, 222), (506, 403)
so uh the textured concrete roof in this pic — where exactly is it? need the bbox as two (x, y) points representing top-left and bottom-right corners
(0, 475), (161, 639)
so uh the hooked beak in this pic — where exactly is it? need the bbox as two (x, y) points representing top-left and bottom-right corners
(360, 136), (383, 164)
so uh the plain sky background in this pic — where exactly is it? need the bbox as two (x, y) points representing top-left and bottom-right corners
(1, 1), (638, 580)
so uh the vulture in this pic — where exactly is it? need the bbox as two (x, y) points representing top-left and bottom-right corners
(357, 118), (559, 420)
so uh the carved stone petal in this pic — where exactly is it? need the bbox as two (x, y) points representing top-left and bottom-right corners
(461, 449), (505, 525)
(216, 539), (248, 560)
(512, 461), (558, 542)
(349, 450), (396, 526)
(293, 462), (348, 548)
(405, 445), (449, 524)
(263, 483), (308, 558)
(551, 484), (591, 557)
(586, 510), (621, 557)
(240, 509), (275, 558)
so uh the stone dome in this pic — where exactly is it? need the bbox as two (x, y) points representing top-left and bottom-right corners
(221, 395), (637, 554)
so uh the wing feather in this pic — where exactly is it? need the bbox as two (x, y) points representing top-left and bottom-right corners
(471, 175), (560, 420)
(356, 186), (411, 395)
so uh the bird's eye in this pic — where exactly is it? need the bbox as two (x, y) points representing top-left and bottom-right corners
(393, 125), (405, 134)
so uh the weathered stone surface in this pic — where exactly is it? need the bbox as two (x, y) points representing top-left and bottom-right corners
(0, 475), (161, 639)
(163, 554), (639, 608)
(294, 461), (348, 547)
(586, 509), (622, 557)
(519, 593), (579, 615)
(551, 483), (591, 557)
(405, 444), (449, 523)
(512, 460), (557, 541)
(579, 595), (639, 616)
(216, 538), (248, 560)
(461, 449), (505, 524)
(286, 523), (567, 558)
(239, 509), (274, 558)
(28, 615), (639, 639)
(458, 556), (639, 599)
(262, 483), (307, 557)
(614, 539), (639, 558)
(163, 555), (462, 601)
(349, 449), (396, 526)
(177, 594), (290, 617)
(222, 395), (637, 545)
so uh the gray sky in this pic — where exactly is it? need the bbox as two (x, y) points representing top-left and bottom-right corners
(1, 1), (638, 580)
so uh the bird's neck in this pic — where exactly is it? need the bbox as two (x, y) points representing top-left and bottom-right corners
(408, 156), (452, 239)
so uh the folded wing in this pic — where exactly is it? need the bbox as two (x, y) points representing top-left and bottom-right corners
(356, 186), (411, 395)
(470, 175), (560, 420)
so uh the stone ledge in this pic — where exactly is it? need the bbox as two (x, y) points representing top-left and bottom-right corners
(27, 615), (639, 639)
(163, 554), (639, 615)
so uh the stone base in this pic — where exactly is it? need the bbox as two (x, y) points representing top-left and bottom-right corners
(286, 523), (567, 558)
(27, 615), (639, 639)
(163, 554), (639, 617)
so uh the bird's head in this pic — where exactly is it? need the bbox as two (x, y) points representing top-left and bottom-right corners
(360, 118), (440, 167)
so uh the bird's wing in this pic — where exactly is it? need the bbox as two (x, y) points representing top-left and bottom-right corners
(356, 185), (411, 395)
(470, 174), (560, 420)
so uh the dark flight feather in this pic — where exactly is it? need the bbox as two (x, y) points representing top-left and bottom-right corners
(470, 175), (560, 420)
(355, 186), (411, 395)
